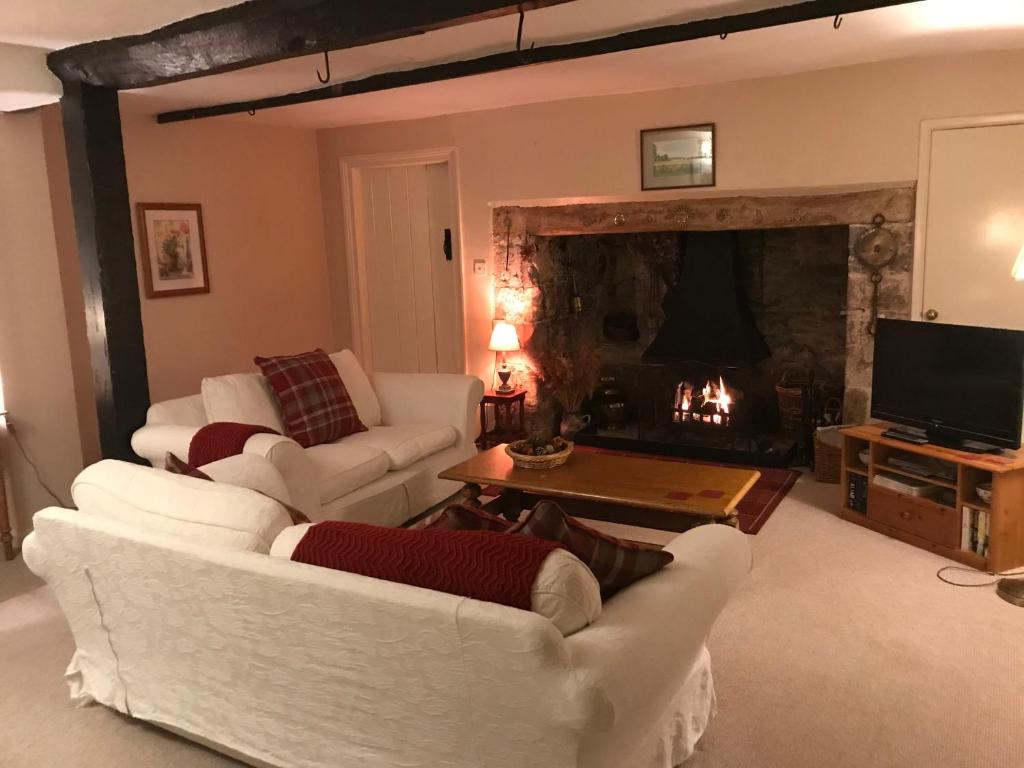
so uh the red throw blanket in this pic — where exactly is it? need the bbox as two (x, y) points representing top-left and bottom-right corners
(292, 522), (563, 610)
(188, 422), (279, 467)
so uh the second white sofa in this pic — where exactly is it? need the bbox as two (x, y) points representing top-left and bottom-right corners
(24, 459), (752, 768)
(131, 349), (484, 526)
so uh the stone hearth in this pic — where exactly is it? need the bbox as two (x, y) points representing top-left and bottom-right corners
(491, 187), (915, 454)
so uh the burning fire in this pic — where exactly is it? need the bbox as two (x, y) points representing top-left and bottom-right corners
(674, 376), (735, 426)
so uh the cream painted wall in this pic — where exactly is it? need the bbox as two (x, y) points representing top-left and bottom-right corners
(40, 105), (101, 467)
(0, 109), (84, 537)
(317, 49), (1024, 384)
(123, 113), (334, 402)
(0, 107), (332, 537)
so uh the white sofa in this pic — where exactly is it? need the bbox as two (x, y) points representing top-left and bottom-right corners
(131, 350), (484, 526)
(24, 461), (751, 768)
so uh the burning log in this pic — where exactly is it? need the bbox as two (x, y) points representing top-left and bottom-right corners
(673, 375), (735, 427)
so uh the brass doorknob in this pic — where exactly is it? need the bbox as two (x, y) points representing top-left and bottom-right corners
(924, 309), (939, 321)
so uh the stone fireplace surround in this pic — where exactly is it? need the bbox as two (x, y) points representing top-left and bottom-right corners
(491, 187), (915, 441)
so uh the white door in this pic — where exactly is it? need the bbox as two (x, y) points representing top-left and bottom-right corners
(917, 120), (1024, 330)
(352, 161), (463, 373)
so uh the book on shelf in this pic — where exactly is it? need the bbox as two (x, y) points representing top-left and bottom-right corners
(961, 505), (990, 558)
(979, 510), (989, 558)
(847, 473), (868, 514)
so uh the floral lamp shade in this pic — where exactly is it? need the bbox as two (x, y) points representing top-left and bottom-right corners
(489, 321), (520, 393)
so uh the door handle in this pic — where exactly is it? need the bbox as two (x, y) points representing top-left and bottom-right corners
(443, 229), (453, 261)
(923, 309), (939, 321)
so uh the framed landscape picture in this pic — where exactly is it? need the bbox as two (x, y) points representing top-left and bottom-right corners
(640, 124), (716, 190)
(137, 203), (210, 298)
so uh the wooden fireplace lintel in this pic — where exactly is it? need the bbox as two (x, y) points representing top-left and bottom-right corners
(497, 186), (915, 237)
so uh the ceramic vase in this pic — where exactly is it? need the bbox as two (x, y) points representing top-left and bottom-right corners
(559, 412), (591, 440)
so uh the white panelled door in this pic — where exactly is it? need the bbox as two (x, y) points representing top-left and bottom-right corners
(918, 119), (1024, 331)
(353, 160), (462, 373)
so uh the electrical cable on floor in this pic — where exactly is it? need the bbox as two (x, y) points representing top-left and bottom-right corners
(936, 565), (1024, 587)
(3, 421), (68, 507)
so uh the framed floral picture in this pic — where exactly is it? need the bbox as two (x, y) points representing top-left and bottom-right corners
(640, 123), (716, 190)
(136, 203), (210, 298)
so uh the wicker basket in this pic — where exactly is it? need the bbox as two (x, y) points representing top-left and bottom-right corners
(506, 441), (574, 470)
(813, 427), (844, 484)
(775, 369), (810, 434)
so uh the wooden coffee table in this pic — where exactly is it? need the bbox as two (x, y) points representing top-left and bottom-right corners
(438, 445), (760, 533)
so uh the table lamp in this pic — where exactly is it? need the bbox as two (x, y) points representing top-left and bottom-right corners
(488, 321), (520, 394)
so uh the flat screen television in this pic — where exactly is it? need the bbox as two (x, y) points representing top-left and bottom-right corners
(871, 319), (1024, 451)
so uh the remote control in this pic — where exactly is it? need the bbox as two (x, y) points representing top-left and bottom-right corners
(882, 428), (929, 445)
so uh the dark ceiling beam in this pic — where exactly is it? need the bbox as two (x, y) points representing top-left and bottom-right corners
(48, 0), (577, 90)
(157, 0), (924, 124)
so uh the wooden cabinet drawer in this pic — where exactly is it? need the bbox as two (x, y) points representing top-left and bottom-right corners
(867, 486), (961, 549)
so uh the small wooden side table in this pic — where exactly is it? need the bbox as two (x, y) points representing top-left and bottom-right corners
(477, 389), (527, 450)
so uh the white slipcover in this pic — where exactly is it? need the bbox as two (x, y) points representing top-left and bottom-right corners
(23, 507), (750, 768)
(329, 349), (383, 427)
(532, 547), (603, 636)
(200, 454), (293, 505)
(146, 393), (207, 427)
(201, 372), (285, 432)
(340, 424), (458, 470)
(131, 351), (484, 526)
(71, 460), (292, 554)
(304, 442), (391, 502)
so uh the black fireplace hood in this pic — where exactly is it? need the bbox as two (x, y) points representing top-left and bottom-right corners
(642, 231), (770, 367)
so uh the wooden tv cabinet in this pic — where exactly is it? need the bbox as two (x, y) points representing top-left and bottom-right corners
(839, 424), (1024, 571)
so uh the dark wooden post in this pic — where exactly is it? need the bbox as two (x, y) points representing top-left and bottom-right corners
(61, 81), (150, 462)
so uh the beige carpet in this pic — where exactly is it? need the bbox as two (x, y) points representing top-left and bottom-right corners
(2, 477), (1023, 768)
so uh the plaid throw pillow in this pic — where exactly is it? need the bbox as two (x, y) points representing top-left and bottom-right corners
(509, 500), (673, 598)
(254, 349), (366, 448)
(165, 451), (212, 480)
(425, 503), (514, 532)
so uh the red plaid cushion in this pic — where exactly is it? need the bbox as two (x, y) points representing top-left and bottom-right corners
(509, 500), (673, 597)
(425, 503), (514, 532)
(254, 349), (366, 448)
(164, 451), (212, 480)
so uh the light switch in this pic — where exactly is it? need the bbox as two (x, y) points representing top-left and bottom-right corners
(473, 259), (487, 276)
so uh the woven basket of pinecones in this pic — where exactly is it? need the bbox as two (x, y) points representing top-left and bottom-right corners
(506, 438), (574, 470)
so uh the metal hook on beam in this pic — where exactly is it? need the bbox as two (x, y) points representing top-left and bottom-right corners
(316, 49), (331, 84)
(833, 14), (843, 29)
(720, 32), (728, 40)
(516, 9), (535, 63)
(247, 107), (256, 116)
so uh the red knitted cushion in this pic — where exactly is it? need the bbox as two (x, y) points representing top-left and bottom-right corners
(254, 349), (366, 448)
(291, 522), (562, 610)
(188, 421), (279, 467)
(509, 500), (673, 598)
